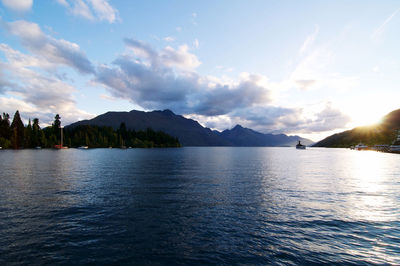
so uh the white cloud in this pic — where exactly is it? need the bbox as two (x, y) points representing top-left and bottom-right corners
(299, 25), (319, 54)
(124, 38), (201, 70)
(88, 0), (118, 23)
(300, 102), (350, 133)
(0, 45), (93, 125)
(164, 36), (175, 42)
(70, 0), (95, 21)
(55, 0), (69, 7)
(371, 8), (400, 39)
(295, 79), (316, 90)
(161, 45), (201, 70)
(0, 19), (94, 125)
(289, 44), (359, 91)
(1, 0), (32, 12)
(56, 0), (118, 23)
(6, 20), (94, 73)
(193, 38), (199, 49)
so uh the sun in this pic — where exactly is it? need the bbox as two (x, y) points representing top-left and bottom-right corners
(349, 107), (384, 128)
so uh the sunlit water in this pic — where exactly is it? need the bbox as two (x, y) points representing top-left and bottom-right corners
(0, 147), (399, 264)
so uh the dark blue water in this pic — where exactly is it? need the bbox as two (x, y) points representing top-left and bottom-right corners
(0, 147), (399, 265)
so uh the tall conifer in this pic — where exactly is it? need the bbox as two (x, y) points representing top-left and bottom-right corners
(10, 111), (24, 149)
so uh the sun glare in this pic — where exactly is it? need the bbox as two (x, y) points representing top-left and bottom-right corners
(349, 108), (384, 128)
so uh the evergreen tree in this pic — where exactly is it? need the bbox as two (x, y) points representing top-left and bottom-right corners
(40, 130), (47, 147)
(0, 111), (181, 149)
(0, 113), (11, 140)
(24, 119), (33, 148)
(10, 111), (24, 149)
(52, 114), (61, 145)
(0, 113), (12, 148)
(32, 118), (41, 147)
(53, 114), (61, 129)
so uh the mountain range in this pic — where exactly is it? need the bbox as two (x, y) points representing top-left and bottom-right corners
(67, 109), (313, 147)
(313, 108), (400, 147)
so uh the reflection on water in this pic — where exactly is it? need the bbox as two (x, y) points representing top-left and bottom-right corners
(348, 151), (395, 222)
(0, 147), (399, 264)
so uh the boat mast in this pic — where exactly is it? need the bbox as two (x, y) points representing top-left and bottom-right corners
(60, 125), (63, 147)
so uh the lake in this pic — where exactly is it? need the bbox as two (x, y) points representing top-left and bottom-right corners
(0, 147), (399, 264)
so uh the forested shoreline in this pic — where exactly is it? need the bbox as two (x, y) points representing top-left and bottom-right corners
(0, 111), (181, 149)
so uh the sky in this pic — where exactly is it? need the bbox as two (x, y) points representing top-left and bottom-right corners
(0, 0), (399, 141)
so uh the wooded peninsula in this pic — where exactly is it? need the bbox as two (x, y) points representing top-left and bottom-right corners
(0, 111), (181, 149)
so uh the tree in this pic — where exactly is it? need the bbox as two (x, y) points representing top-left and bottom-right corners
(0, 113), (11, 140)
(24, 119), (33, 148)
(119, 122), (128, 140)
(10, 110), (24, 149)
(32, 118), (41, 147)
(32, 118), (40, 131)
(53, 114), (61, 129)
(52, 114), (61, 144)
(40, 130), (47, 147)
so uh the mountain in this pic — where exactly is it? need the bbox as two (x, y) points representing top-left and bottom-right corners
(313, 108), (400, 147)
(221, 125), (313, 147)
(67, 110), (230, 146)
(67, 109), (313, 147)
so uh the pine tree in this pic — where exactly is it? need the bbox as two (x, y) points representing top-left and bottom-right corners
(40, 130), (47, 147)
(10, 111), (24, 149)
(0, 113), (12, 148)
(0, 113), (11, 140)
(32, 118), (41, 147)
(52, 114), (61, 146)
(53, 114), (61, 129)
(24, 118), (33, 148)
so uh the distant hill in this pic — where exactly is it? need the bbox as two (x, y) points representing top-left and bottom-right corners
(221, 125), (313, 147)
(313, 108), (400, 147)
(67, 109), (313, 147)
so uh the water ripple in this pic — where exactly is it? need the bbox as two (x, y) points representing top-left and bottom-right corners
(0, 147), (399, 264)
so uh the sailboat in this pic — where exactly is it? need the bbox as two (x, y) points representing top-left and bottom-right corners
(54, 125), (68, 149)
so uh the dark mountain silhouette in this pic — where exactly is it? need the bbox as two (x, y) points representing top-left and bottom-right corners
(313, 108), (400, 147)
(221, 125), (313, 147)
(67, 109), (313, 147)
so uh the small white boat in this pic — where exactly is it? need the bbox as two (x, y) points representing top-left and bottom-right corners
(354, 143), (368, 150)
(78, 146), (89, 149)
(0, 147), (2, 150)
(296, 141), (306, 149)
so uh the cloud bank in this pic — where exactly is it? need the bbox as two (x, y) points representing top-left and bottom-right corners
(0, 19), (351, 134)
(6, 20), (94, 74)
(95, 38), (274, 118)
(0, 20), (93, 124)
(94, 38), (350, 133)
